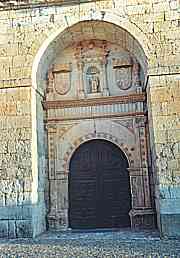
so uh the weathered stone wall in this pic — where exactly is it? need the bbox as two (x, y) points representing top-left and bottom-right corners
(0, 0), (179, 237)
(0, 87), (33, 237)
(148, 74), (180, 236)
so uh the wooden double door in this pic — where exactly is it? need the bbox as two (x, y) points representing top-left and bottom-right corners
(68, 140), (131, 229)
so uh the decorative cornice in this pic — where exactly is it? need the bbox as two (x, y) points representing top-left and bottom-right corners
(43, 93), (146, 110)
(45, 111), (146, 123)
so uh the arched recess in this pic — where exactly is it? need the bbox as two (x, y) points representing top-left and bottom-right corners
(31, 12), (155, 234)
(32, 10), (153, 94)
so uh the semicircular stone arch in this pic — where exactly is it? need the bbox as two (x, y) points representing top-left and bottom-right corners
(32, 11), (152, 94)
(64, 134), (133, 173)
(56, 119), (137, 174)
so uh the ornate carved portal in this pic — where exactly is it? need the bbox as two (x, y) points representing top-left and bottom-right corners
(44, 39), (156, 231)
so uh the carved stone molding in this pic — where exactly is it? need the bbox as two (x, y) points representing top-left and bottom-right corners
(43, 93), (146, 109)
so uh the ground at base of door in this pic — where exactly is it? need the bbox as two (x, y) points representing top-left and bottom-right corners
(0, 230), (180, 257)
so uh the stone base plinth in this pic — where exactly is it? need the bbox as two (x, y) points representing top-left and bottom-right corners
(129, 209), (156, 230)
(47, 210), (68, 231)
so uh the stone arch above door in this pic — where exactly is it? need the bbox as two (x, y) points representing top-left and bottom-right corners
(58, 119), (135, 174)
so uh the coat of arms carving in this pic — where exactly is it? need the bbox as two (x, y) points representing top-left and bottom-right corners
(115, 65), (132, 90)
(113, 57), (133, 91)
(53, 64), (71, 95)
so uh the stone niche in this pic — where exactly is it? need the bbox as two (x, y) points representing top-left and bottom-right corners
(44, 38), (156, 231)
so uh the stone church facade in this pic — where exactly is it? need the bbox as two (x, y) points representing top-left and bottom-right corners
(0, 0), (179, 238)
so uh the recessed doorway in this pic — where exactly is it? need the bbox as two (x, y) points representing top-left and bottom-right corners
(68, 139), (131, 229)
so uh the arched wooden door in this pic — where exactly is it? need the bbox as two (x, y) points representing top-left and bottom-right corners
(68, 139), (131, 229)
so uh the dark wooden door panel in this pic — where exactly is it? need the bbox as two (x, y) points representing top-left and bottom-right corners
(69, 140), (131, 229)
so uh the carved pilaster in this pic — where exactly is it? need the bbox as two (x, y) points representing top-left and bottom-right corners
(77, 61), (85, 98)
(47, 177), (69, 230)
(133, 62), (142, 93)
(101, 60), (109, 96)
(46, 124), (57, 179)
(135, 116), (148, 168)
(128, 167), (152, 209)
(101, 42), (109, 96)
(48, 175), (68, 230)
(128, 167), (155, 229)
(47, 69), (54, 94)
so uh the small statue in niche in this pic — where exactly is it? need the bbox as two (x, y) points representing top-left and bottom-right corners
(86, 66), (100, 94)
(90, 75), (99, 93)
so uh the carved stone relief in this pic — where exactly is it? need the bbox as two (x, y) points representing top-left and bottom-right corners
(117, 68), (132, 90)
(112, 119), (135, 134)
(113, 58), (133, 90)
(46, 40), (143, 100)
(74, 40), (109, 97)
(112, 52), (141, 93)
(47, 63), (71, 96)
